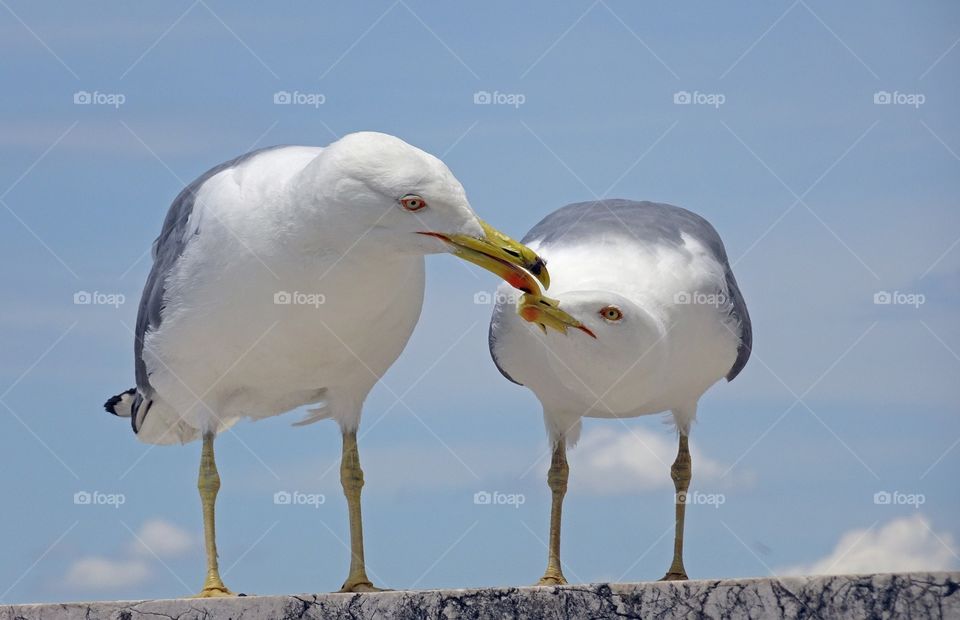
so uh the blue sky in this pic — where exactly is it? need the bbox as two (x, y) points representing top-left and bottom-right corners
(1, 0), (958, 604)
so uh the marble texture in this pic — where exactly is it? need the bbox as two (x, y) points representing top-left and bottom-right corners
(2, 572), (957, 619)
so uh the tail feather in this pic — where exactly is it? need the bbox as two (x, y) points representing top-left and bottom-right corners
(104, 388), (136, 417)
(104, 388), (202, 444)
(103, 387), (153, 435)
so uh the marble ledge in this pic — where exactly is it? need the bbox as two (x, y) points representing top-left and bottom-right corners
(2, 572), (957, 619)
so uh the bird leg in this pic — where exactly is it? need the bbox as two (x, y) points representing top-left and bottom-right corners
(661, 433), (691, 581)
(338, 430), (382, 592)
(538, 439), (569, 586)
(194, 432), (234, 598)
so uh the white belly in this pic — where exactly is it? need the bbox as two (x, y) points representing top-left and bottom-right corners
(144, 244), (426, 430)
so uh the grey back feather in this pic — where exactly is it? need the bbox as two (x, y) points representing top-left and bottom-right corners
(133, 145), (288, 403)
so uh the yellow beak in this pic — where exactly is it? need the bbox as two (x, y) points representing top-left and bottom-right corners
(418, 219), (549, 294)
(518, 293), (596, 338)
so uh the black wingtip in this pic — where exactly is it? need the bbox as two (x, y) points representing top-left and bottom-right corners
(104, 388), (136, 415)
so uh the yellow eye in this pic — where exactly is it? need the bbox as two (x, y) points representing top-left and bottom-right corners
(400, 195), (427, 211)
(599, 306), (623, 322)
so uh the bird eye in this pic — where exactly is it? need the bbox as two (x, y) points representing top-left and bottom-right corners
(400, 195), (427, 212)
(599, 306), (623, 322)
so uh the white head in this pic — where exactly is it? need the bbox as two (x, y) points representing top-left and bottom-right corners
(515, 289), (667, 414)
(295, 131), (548, 291)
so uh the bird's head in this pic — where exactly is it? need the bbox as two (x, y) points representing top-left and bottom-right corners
(515, 289), (667, 412)
(304, 131), (548, 293)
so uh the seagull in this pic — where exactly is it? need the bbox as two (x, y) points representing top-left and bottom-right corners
(104, 132), (549, 596)
(488, 199), (751, 584)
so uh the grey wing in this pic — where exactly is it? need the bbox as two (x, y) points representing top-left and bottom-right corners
(721, 256), (752, 381)
(488, 299), (522, 386)
(134, 186), (195, 398)
(524, 199), (752, 381)
(134, 145), (290, 399)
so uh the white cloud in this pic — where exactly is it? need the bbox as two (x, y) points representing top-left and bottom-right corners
(569, 426), (736, 495)
(66, 519), (194, 591)
(65, 557), (151, 590)
(129, 519), (193, 558)
(780, 514), (959, 575)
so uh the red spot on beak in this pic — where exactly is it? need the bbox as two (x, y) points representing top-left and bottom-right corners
(508, 272), (536, 294)
(519, 305), (540, 322)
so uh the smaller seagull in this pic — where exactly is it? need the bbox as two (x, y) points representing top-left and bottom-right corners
(488, 199), (752, 584)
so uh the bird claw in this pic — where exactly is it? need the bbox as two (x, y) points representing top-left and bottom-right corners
(193, 585), (236, 598)
(660, 571), (689, 581)
(536, 574), (568, 586)
(339, 579), (388, 593)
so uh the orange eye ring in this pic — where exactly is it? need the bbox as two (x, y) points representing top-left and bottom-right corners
(400, 195), (427, 211)
(599, 306), (623, 322)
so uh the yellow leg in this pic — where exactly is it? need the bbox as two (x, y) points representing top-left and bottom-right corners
(661, 434), (691, 581)
(338, 430), (382, 592)
(537, 439), (569, 586)
(194, 432), (234, 598)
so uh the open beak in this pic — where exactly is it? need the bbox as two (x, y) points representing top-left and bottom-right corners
(517, 293), (596, 338)
(418, 219), (550, 294)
